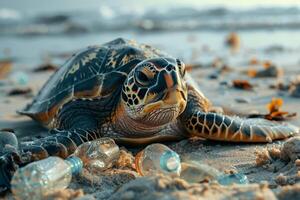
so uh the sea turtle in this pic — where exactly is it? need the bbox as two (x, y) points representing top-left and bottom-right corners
(0, 38), (298, 187)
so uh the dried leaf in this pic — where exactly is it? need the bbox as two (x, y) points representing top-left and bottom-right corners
(267, 98), (283, 113)
(247, 69), (257, 77)
(232, 80), (253, 90)
(248, 98), (297, 121)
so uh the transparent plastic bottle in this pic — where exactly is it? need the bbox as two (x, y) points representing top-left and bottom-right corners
(73, 137), (120, 172)
(217, 172), (249, 185)
(11, 156), (82, 200)
(180, 161), (222, 183)
(10, 138), (119, 199)
(135, 143), (181, 176)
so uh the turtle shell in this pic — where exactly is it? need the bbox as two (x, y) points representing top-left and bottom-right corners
(19, 38), (166, 126)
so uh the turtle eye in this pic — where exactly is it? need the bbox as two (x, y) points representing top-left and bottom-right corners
(136, 70), (150, 86)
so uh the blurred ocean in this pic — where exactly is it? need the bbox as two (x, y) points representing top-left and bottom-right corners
(2, 0), (300, 34)
(0, 0), (300, 69)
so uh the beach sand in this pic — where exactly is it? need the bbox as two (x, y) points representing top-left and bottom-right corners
(0, 34), (300, 199)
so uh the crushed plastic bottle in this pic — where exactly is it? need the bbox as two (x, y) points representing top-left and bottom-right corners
(11, 156), (82, 200)
(73, 137), (120, 172)
(10, 138), (120, 199)
(180, 161), (222, 183)
(217, 172), (249, 185)
(135, 143), (181, 176)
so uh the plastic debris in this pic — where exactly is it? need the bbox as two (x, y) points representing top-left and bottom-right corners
(135, 143), (181, 176)
(10, 138), (120, 199)
(73, 137), (120, 172)
(180, 161), (222, 183)
(217, 172), (249, 185)
(11, 156), (83, 200)
(10, 71), (29, 85)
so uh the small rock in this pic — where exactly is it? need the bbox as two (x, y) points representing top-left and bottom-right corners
(235, 97), (251, 103)
(0, 131), (18, 153)
(280, 136), (300, 162)
(276, 174), (288, 185)
(225, 32), (240, 51)
(33, 63), (58, 72)
(7, 87), (32, 96)
(289, 78), (300, 98)
(208, 73), (218, 79)
(255, 65), (283, 78)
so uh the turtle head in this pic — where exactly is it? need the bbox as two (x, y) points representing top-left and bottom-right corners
(121, 57), (188, 126)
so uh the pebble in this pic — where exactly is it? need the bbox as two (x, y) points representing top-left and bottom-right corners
(7, 87), (32, 96)
(289, 83), (300, 98)
(255, 65), (283, 78)
(0, 131), (18, 153)
(235, 97), (251, 103)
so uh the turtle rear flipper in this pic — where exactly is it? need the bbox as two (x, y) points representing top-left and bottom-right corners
(183, 112), (298, 142)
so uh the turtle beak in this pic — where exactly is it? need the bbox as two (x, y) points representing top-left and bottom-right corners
(163, 87), (187, 114)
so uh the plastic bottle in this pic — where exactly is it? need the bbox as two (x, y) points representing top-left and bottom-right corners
(10, 138), (120, 199)
(135, 143), (181, 176)
(11, 156), (82, 200)
(180, 161), (222, 183)
(73, 137), (120, 172)
(217, 172), (249, 185)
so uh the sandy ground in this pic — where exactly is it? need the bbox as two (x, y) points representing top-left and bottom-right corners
(0, 42), (300, 199)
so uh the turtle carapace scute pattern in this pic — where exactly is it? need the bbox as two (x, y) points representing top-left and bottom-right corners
(0, 38), (298, 187)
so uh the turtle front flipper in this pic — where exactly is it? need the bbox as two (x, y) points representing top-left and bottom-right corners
(182, 111), (298, 142)
(180, 84), (299, 142)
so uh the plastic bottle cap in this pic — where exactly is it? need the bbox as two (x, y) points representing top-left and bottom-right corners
(160, 150), (180, 172)
(165, 157), (179, 171)
(65, 156), (83, 175)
